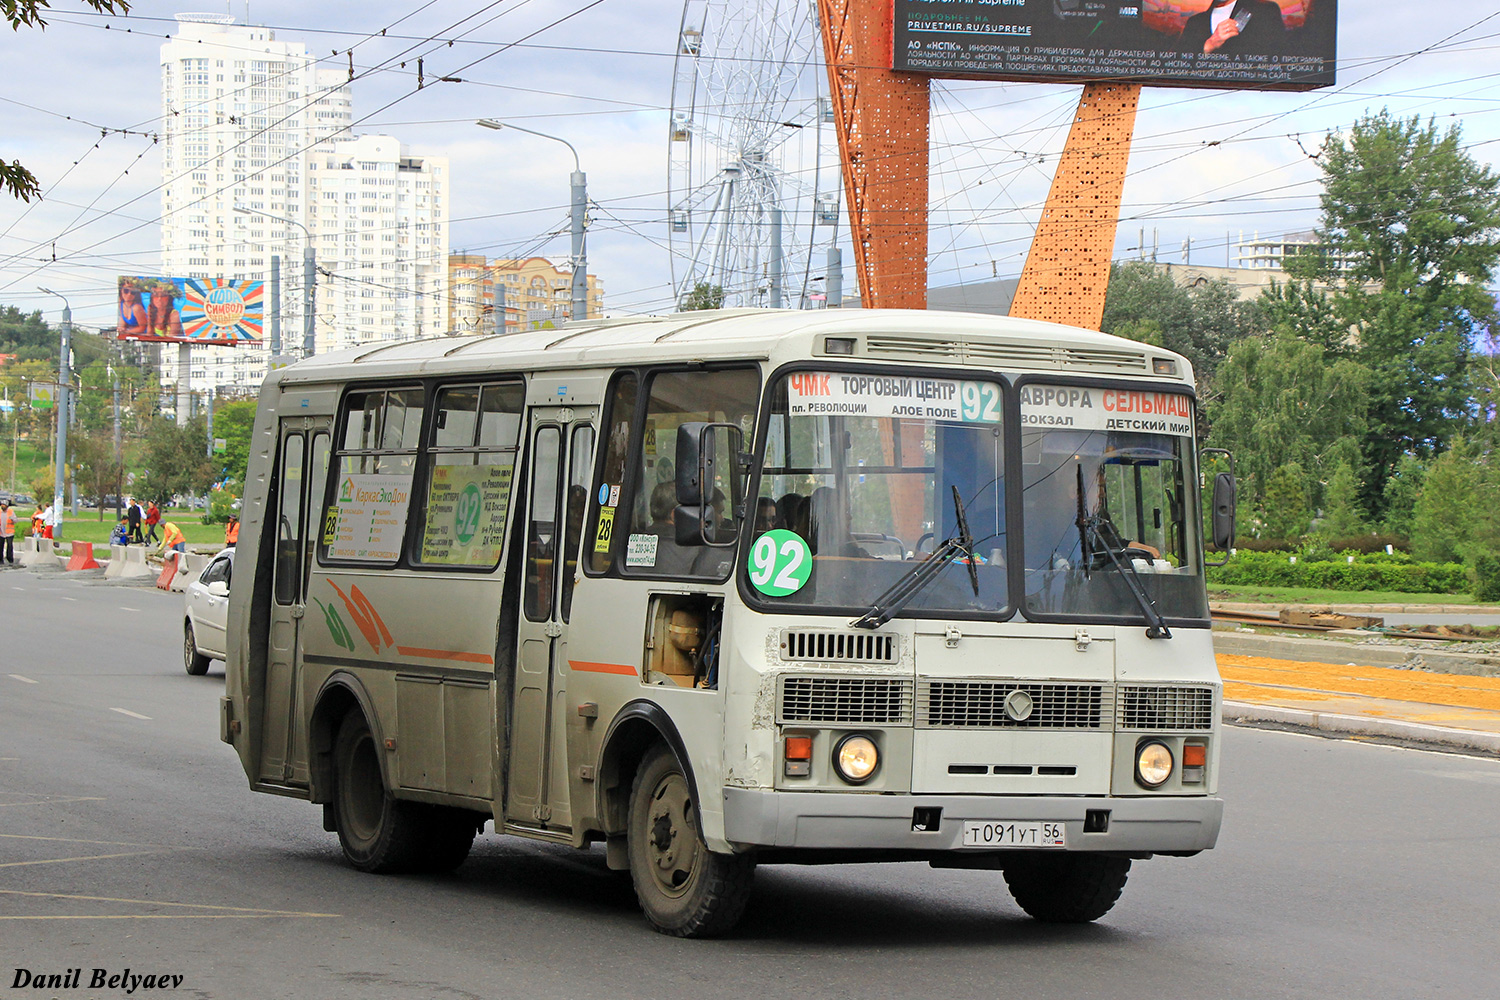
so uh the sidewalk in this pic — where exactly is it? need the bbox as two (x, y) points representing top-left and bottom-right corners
(1215, 632), (1500, 754)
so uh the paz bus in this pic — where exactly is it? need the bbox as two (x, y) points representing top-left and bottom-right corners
(221, 308), (1233, 937)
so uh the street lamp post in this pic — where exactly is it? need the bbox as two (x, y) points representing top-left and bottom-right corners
(476, 119), (588, 324)
(235, 205), (315, 357)
(38, 287), (70, 539)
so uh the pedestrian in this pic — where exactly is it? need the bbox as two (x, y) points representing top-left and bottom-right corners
(46, 502), (61, 539)
(224, 514), (239, 548)
(144, 499), (161, 545)
(38, 502), (54, 539)
(126, 498), (143, 544)
(31, 504), (46, 538)
(160, 521), (186, 555)
(0, 499), (15, 564)
(110, 518), (129, 547)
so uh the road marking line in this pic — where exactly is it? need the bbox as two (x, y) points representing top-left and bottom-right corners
(0, 796), (105, 808)
(0, 850), (171, 869)
(61, 596), (76, 601)
(0, 914), (339, 920)
(0, 888), (338, 917)
(0, 833), (201, 849)
(8, 675), (37, 684)
(118, 607), (140, 612)
(109, 707), (151, 720)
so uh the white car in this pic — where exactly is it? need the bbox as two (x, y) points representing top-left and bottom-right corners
(184, 548), (233, 675)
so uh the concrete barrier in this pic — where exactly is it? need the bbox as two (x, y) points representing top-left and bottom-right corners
(155, 552), (179, 591)
(16, 536), (41, 567)
(22, 537), (54, 568)
(103, 544), (126, 579)
(65, 541), (100, 571)
(115, 544), (152, 580)
(169, 551), (206, 593)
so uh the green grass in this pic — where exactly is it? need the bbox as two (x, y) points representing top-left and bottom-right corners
(19, 514), (227, 547)
(1209, 583), (1494, 606)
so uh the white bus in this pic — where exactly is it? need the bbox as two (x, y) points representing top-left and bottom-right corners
(222, 308), (1232, 937)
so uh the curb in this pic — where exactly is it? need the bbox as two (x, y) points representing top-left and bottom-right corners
(1212, 629), (1500, 677)
(1224, 700), (1500, 755)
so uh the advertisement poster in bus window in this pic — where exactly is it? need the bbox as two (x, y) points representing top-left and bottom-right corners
(1019, 385), (1194, 436)
(327, 474), (413, 562)
(420, 462), (514, 565)
(891, 0), (1336, 93)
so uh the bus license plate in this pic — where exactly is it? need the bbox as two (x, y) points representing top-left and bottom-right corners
(961, 821), (1066, 848)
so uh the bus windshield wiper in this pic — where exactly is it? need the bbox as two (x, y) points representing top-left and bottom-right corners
(852, 486), (979, 630)
(1076, 512), (1173, 640)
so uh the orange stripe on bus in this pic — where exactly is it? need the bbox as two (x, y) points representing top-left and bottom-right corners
(394, 646), (494, 665)
(569, 660), (638, 676)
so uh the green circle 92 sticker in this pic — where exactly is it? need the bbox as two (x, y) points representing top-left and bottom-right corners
(748, 529), (812, 597)
(454, 482), (482, 544)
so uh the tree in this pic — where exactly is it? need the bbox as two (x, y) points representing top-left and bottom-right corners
(1207, 331), (1369, 515)
(1312, 111), (1500, 508)
(2, 2), (131, 201)
(1319, 461), (1366, 537)
(212, 399), (257, 485)
(71, 429), (120, 520)
(135, 417), (214, 502)
(1380, 454), (1425, 539)
(1101, 261), (1260, 388)
(679, 282), (725, 311)
(1259, 278), (1351, 358)
(1261, 463), (1310, 541)
(1409, 442), (1488, 563)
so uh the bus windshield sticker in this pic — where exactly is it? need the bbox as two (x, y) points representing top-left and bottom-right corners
(327, 473), (413, 562)
(748, 529), (812, 597)
(787, 373), (1000, 423)
(321, 505), (339, 546)
(608, 484), (621, 507)
(594, 506), (615, 553)
(1019, 385), (1193, 436)
(420, 463), (514, 566)
(625, 532), (658, 568)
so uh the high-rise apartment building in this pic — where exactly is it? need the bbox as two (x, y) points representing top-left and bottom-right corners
(159, 14), (448, 396)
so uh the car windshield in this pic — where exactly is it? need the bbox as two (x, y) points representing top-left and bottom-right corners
(1019, 383), (1207, 622)
(746, 371), (1008, 618)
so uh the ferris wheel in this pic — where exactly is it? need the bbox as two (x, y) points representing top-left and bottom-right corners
(667, 0), (844, 310)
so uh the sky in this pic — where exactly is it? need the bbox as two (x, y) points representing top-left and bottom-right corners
(1, 0), (1499, 335)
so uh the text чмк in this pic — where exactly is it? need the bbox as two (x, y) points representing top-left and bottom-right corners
(788, 373), (958, 402)
(11, 968), (184, 994)
(1101, 390), (1191, 418)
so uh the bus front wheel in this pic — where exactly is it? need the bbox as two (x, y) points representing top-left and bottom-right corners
(627, 744), (754, 937)
(1003, 854), (1131, 923)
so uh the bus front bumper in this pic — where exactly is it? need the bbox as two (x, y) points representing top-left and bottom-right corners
(721, 788), (1223, 855)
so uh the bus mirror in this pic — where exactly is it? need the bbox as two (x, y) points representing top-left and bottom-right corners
(676, 422), (707, 507)
(1212, 473), (1236, 550)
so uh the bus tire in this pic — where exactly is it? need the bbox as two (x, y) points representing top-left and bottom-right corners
(415, 807), (478, 874)
(333, 711), (424, 874)
(627, 744), (754, 937)
(1003, 854), (1131, 923)
(183, 621), (210, 676)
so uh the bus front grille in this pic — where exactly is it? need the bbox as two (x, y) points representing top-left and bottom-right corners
(1117, 685), (1215, 731)
(864, 336), (1149, 375)
(917, 680), (1108, 729)
(778, 676), (913, 725)
(781, 630), (897, 664)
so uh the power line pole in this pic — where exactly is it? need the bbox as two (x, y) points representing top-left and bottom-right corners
(38, 287), (70, 539)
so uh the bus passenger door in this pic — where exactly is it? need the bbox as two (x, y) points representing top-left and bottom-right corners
(508, 409), (596, 828)
(259, 422), (330, 786)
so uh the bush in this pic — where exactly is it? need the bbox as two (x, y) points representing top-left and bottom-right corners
(1208, 549), (1469, 594)
(1474, 555), (1500, 602)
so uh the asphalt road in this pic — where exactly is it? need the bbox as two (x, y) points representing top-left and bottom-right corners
(2, 567), (1498, 1000)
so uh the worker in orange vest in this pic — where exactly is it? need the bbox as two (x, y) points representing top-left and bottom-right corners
(160, 521), (186, 554)
(224, 515), (239, 547)
(0, 499), (14, 564)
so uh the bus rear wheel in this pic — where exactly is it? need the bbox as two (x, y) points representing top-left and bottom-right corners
(1003, 854), (1131, 923)
(334, 712), (418, 873)
(627, 744), (754, 937)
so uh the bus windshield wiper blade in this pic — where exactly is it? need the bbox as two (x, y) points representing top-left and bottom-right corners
(852, 487), (978, 630)
(1078, 514), (1173, 640)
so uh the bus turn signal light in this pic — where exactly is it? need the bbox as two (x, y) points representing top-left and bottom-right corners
(784, 736), (813, 777)
(1182, 743), (1206, 784)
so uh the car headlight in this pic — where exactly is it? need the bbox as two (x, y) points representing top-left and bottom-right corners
(832, 734), (879, 784)
(1135, 740), (1174, 788)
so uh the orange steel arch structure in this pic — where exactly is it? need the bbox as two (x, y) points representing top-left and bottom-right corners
(815, 0), (1140, 329)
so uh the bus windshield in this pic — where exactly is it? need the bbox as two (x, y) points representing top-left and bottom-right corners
(747, 371), (1008, 618)
(1019, 383), (1207, 622)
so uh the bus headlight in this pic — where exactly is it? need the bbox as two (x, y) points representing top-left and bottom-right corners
(833, 734), (879, 784)
(1135, 741), (1174, 788)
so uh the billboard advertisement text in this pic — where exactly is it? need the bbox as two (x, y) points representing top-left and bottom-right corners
(117, 276), (264, 345)
(892, 0), (1336, 91)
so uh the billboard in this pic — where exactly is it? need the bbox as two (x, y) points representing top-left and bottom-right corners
(892, 0), (1336, 91)
(117, 276), (264, 344)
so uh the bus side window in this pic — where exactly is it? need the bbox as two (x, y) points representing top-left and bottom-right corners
(275, 433), (305, 606)
(560, 423), (595, 622)
(586, 372), (638, 574)
(525, 427), (562, 620)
